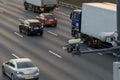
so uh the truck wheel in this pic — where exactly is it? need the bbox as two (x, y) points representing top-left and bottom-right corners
(67, 46), (73, 53)
(32, 6), (36, 12)
(71, 30), (75, 37)
(25, 6), (28, 10)
(88, 40), (93, 47)
(74, 33), (79, 39)
(24, 2), (28, 10)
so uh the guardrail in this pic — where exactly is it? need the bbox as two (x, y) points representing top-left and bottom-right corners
(59, 2), (81, 9)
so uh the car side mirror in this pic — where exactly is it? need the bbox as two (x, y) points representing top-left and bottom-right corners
(5, 62), (9, 65)
(21, 22), (24, 24)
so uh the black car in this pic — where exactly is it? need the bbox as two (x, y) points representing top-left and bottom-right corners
(19, 19), (44, 36)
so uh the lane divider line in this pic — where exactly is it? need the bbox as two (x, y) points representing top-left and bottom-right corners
(12, 53), (20, 59)
(14, 32), (23, 38)
(49, 50), (62, 58)
(87, 48), (103, 55)
(47, 31), (58, 36)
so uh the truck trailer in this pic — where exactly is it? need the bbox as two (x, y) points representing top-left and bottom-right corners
(70, 3), (117, 48)
(24, 0), (59, 12)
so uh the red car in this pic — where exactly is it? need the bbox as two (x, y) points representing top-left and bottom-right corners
(36, 13), (57, 27)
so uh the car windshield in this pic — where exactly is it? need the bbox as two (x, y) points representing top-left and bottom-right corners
(45, 15), (55, 19)
(17, 61), (35, 69)
(30, 23), (41, 27)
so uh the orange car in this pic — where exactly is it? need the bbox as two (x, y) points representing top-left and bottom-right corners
(36, 13), (57, 27)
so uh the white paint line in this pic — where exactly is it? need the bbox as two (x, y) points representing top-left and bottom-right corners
(49, 50), (62, 58)
(14, 32), (23, 38)
(12, 53), (20, 59)
(97, 53), (103, 55)
(67, 15), (70, 17)
(87, 48), (103, 55)
(48, 31), (58, 36)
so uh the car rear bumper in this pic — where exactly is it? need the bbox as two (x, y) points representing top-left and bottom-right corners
(15, 73), (40, 80)
(29, 29), (43, 34)
(45, 21), (57, 25)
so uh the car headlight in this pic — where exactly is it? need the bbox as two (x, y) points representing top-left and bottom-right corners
(34, 69), (40, 74)
(16, 71), (24, 75)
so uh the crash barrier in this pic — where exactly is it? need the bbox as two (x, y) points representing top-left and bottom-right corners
(59, 2), (81, 9)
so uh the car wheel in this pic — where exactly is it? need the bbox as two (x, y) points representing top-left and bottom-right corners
(40, 30), (43, 36)
(11, 74), (15, 80)
(19, 27), (22, 33)
(54, 24), (57, 27)
(25, 31), (29, 36)
(2, 66), (6, 75)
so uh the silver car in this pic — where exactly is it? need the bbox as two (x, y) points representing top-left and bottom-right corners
(2, 58), (40, 80)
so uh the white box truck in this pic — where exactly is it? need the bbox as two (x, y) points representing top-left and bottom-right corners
(24, 0), (59, 12)
(70, 3), (117, 48)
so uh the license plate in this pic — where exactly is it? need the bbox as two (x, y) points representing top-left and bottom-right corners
(49, 19), (54, 21)
(34, 27), (39, 29)
(25, 76), (33, 79)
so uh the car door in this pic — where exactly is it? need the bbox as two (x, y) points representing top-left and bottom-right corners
(23, 21), (29, 32)
(5, 61), (16, 77)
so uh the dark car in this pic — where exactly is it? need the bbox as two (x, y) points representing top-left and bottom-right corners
(36, 13), (57, 27)
(19, 19), (44, 36)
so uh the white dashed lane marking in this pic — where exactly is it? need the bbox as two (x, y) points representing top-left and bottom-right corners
(14, 32), (23, 38)
(47, 31), (58, 36)
(49, 50), (62, 58)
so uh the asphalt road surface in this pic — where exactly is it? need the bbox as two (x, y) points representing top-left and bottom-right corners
(0, 0), (115, 80)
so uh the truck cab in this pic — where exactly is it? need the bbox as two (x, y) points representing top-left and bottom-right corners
(70, 9), (82, 38)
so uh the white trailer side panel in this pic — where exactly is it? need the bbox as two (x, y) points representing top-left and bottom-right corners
(25, 0), (42, 6)
(81, 3), (116, 40)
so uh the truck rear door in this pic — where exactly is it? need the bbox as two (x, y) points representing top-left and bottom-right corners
(43, 0), (58, 7)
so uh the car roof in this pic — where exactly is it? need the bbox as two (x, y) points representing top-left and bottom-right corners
(73, 9), (81, 12)
(10, 58), (32, 63)
(25, 19), (40, 23)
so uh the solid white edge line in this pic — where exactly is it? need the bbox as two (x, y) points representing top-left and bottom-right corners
(14, 32), (23, 37)
(48, 31), (58, 36)
(87, 48), (103, 55)
(12, 53), (20, 59)
(49, 50), (62, 58)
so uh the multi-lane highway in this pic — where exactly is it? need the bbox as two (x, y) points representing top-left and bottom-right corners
(0, 0), (115, 80)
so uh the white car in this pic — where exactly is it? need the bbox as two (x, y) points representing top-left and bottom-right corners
(2, 58), (40, 80)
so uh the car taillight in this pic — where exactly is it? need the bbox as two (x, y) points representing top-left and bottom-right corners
(55, 6), (60, 10)
(40, 8), (44, 12)
(40, 26), (44, 29)
(28, 26), (32, 29)
(92, 40), (98, 43)
(54, 18), (57, 20)
(44, 18), (47, 21)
